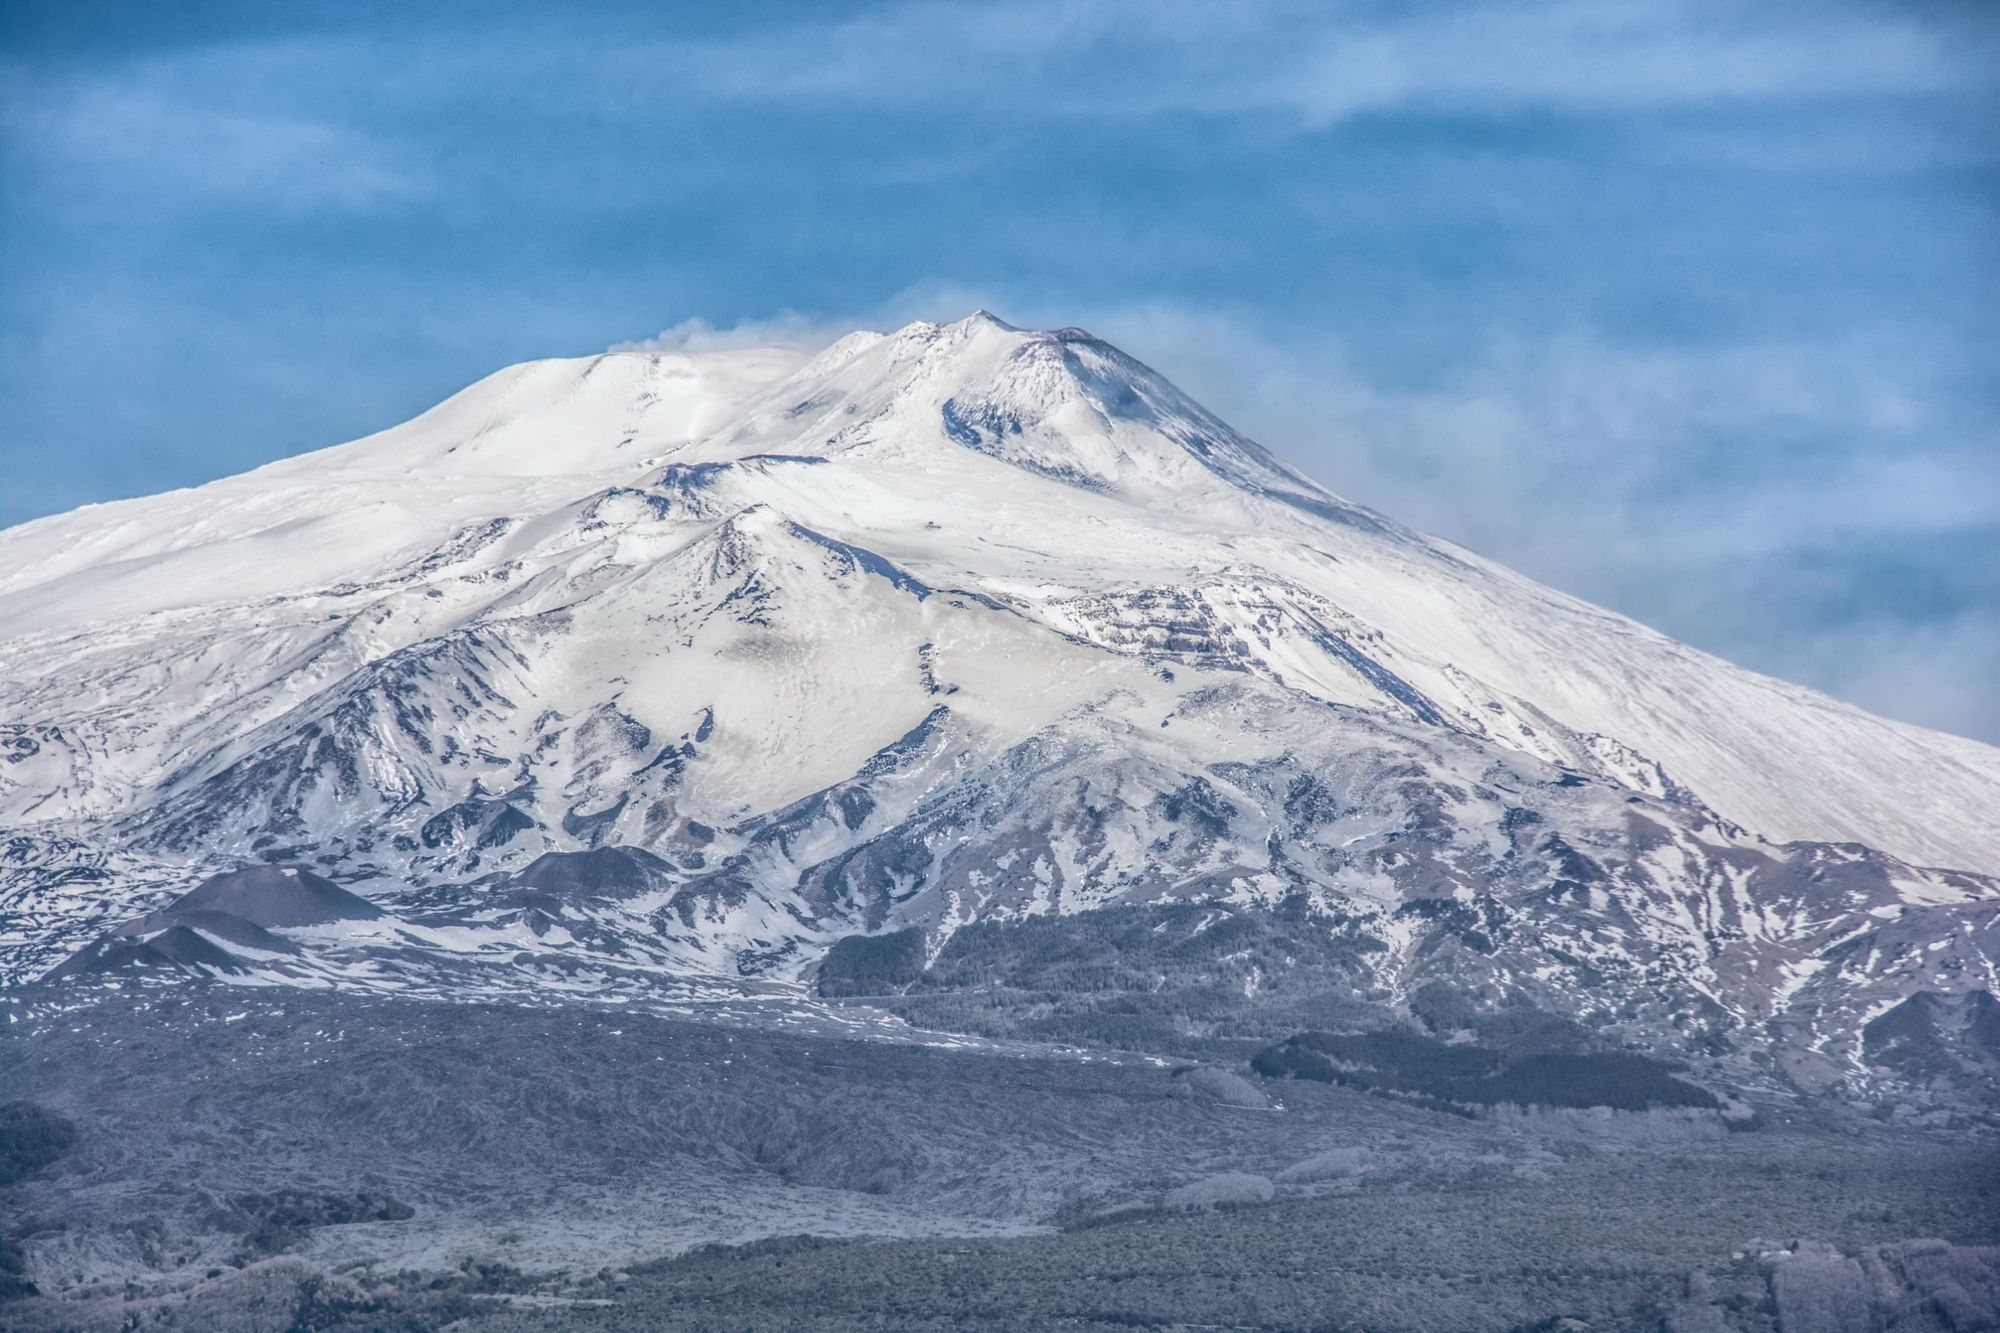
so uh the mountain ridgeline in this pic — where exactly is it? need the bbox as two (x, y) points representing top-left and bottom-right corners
(1, 312), (1996, 1110)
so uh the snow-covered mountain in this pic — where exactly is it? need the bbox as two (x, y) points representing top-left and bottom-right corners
(3, 313), (1995, 1097)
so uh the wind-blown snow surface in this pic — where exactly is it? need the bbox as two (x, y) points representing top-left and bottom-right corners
(3, 313), (1996, 1089)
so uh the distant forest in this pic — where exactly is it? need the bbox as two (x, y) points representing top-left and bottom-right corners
(1251, 1029), (1719, 1112)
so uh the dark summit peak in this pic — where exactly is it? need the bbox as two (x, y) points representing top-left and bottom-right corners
(169, 864), (383, 928)
(503, 846), (672, 902)
(48, 924), (249, 980)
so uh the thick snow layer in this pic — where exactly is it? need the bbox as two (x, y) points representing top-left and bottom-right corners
(2, 314), (1997, 1039)
(0, 347), (804, 634)
(2, 316), (1995, 874)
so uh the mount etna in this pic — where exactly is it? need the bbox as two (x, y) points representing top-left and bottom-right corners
(3, 314), (1995, 1332)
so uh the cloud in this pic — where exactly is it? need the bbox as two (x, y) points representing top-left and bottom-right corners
(108, 1), (1976, 145)
(610, 313), (854, 357)
(12, 0), (1982, 227)
(643, 0), (1984, 126)
(1785, 609), (2000, 746)
(4, 65), (430, 213)
(1089, 308), (2000, 741)
(1267, 0), (1976, 125)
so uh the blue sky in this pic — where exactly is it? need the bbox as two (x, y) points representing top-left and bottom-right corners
(3, 0), (1997, 741)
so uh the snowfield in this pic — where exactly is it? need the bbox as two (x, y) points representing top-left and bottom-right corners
(2, 312), (1995, 1093)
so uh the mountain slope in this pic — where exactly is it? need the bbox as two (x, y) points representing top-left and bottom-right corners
(2, 312), (1995, 1100)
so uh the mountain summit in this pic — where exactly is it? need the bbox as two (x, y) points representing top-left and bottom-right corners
(3, 314), (1995, 1099)
(696, 312), (1347, 512)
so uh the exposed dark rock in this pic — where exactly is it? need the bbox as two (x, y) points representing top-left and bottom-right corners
(1863, 989), (2000, 1087)
(107, 909), (300, 955)
(48, 924), (249, 979)
(169, 864), (382, 927)
(501, 846), (672, 902)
